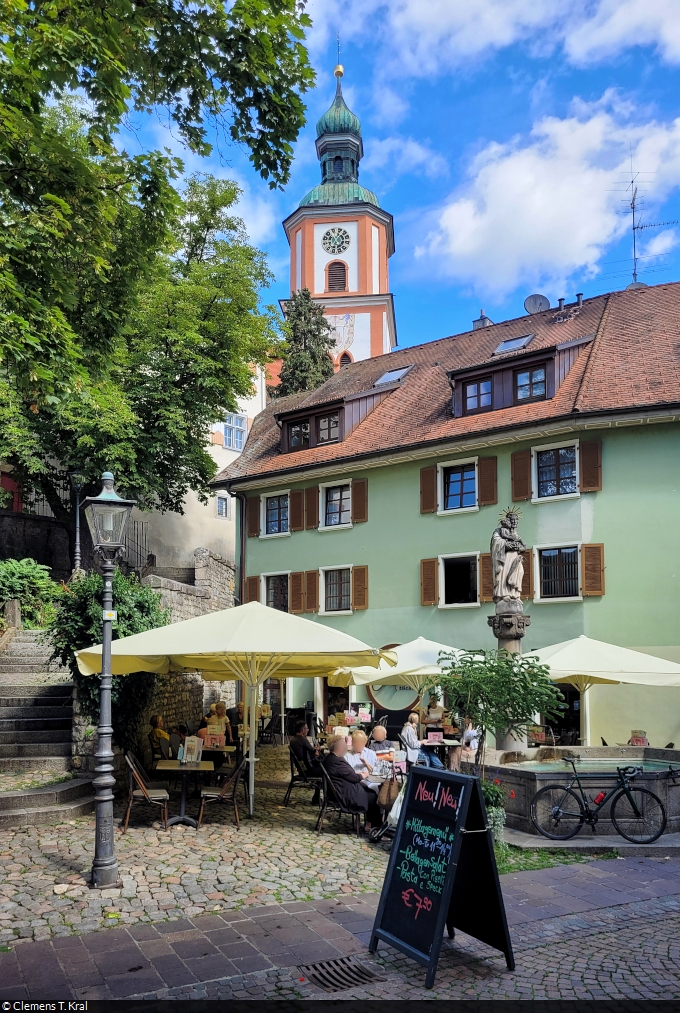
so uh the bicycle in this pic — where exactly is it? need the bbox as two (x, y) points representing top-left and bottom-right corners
(530, 758), (667, 844)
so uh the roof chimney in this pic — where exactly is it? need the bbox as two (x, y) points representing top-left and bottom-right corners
(558, 298), (565, 311)
(576, 293), (583, 307)
(472, 308), (493, 330)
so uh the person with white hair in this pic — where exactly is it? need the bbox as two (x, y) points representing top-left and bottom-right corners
(401, 712), (444, 768)
(323, 735), (382, 831)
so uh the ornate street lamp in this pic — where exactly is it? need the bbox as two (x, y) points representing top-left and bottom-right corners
(69, 470), (84, 572)
(81, 472), (135, 889)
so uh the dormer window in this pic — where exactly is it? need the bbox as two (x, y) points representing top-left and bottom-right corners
(289, 419), (310, 448)
(318, 412), (339, 443)
(464, 377), (492, 414)
(516, 365), (546, 403)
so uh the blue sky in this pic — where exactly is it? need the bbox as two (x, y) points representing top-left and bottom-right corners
(122, 0), (680, 349)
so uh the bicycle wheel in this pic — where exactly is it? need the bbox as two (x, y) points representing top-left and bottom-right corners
(611, 787), (666, 843)
(531, 785), (585, 840)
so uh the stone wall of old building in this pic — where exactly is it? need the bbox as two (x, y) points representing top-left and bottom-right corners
(141, 547), (235, 623)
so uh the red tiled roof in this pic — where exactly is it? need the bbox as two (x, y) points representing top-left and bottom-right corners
(216, 282), (680, 487)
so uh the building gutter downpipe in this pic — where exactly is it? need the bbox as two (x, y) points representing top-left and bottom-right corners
(234, 491), (247, 607)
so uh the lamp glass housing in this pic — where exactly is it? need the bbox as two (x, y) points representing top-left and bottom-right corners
(82, 472), (135, 550)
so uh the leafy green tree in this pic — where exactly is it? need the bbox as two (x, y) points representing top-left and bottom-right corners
(274, 288), (334, 397)
(48, 570), (170, 752)
(0, 558), (59, 628)
(433, 650), (565, 770)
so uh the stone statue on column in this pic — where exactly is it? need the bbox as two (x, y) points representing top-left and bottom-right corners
(487, 508), (531, 651)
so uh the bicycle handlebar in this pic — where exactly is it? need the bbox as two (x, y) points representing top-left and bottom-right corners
(619, 765), (642, 777)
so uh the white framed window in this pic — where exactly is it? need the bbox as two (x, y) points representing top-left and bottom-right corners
(533, 542), (583, 603)
(438, 552), (480, 609)
(260, 571), (291, 612)
(531, 440), (580, 504)
(319, 565), (353, 615)
(224, 413), (248, 452)
(216, 494), (232, 519)
(436, 458), (479, 516)
(259, 490), (291, 538)
(319, 480), (353, 531)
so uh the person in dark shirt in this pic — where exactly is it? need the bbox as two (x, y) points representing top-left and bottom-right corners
(226, 701), (245, 737)
(290, 720), (322, 774)
(323, 735), (382, 832)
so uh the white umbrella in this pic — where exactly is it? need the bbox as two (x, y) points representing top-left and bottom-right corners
(329, 636), (462, 694)
(530, 635), (680, 745)
(76, 602), (394, 813)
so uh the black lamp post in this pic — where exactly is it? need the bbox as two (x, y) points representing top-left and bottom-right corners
(69, 470), (84, 572)
(81, 472), (135, 889)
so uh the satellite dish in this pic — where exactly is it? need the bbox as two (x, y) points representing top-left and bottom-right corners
(524, 294), (551, 314)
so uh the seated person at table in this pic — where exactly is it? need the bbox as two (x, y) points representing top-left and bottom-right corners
(149, 715), (171, 756)
(401, 712), (444, 769)
(227, 701), (245, 736)
(345, 730), (377, 778)
(370, 724), (395, 762)
(290, 721), (322, 774)
(323, 735), (382, 832)
(422, 692), (445, 730)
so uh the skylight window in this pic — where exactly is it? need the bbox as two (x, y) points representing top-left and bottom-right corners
(493, 333), (534, 355)
(374, 365), (412, 386)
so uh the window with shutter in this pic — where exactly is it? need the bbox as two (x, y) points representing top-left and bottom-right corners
(327, 261), (347, 292)
(352, 565), (369, 610)
(245, 575), (259, 603)
(480, 553), (494, 601)
(582, 543), (605, 596)
(289, 572), (305, 613)
(420, 466), (437, 513)
(521, 549), (533, 599)
(289, 490), (304, 531)
(305, 570), (319, 612)
(247, 497), (260, 537)
(579, 441), (602, 492)
(420, 558), (438, 606)
(305, 486), (319, 529)
(511, 449), (532, 501)
(351, 478), (368, 523)
(478, 457), (498, 506)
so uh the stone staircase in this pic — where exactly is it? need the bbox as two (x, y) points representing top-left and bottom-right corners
(0, 629), (95, 824)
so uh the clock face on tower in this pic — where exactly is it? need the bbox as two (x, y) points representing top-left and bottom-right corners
(322, 227), (351, 255)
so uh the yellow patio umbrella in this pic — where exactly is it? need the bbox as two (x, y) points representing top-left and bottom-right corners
(530, 636), (680, 745)
(76, 601), (395, 813)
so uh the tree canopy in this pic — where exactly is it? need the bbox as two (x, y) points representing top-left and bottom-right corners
(273, 288), (335, 397)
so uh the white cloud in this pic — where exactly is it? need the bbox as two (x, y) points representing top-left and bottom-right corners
(416, 96), (680, 296)
(565, 0), (680, 65)
(641, 229), (679, 258)
(363, 136), (448, 180)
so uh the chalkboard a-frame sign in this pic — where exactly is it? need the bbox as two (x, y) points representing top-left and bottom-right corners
(368, 767), (514, 988)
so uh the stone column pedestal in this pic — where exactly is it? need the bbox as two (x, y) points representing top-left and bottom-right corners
(488, 604), (531, 751)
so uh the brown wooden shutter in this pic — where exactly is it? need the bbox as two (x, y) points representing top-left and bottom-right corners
(480, 553), (494, 601)
(305, 486), (319, 529)
(246, 497), (260, 537)
(420, 467), (437, 513)
(511, 449), (532, 501)
(289, 571), (305, 613)
(582, 543), (605, 596)
(289, 490), (304, 531)
(352, 565), (368, 610)
(420, 558), (438, 606)
(520, 549), (533, 599)
(245, 575), (259, 603)
(478, 457), (498, 506)
(304, 570), (319, 612)
(579, 441), (602, 492)
(351, 478), (368, 523)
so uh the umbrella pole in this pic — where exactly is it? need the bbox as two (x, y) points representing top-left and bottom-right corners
(248, 684), (257, 816)
(580, 686), (589, 746)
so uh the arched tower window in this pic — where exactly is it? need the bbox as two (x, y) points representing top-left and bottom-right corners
(333, 156), (343, 174)
(339, 352), (352, 367)
(327, 261), (347, 292)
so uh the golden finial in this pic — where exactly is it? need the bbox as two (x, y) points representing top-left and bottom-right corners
(334, 31), (343, 78)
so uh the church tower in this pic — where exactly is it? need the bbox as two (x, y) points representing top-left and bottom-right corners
(282, 66), (396, 366)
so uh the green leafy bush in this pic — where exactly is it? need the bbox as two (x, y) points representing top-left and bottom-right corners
(0, 558), (59, 628)
(480, 778), (506, 809)
(48, 571), (170, 752)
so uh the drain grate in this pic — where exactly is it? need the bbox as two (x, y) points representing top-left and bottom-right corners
(297, 955), (387, 993)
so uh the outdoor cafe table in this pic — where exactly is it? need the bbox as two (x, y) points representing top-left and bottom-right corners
(156, 759), (214, 828)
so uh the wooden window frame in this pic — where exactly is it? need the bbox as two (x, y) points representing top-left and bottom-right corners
(318, 480), (353, 531)
(462, 376), (493, 416)
(319, 565), (353, 615)
(514, 362), (548, 405)
(436, 458), (478, 516)
(531, 440), (580, 504)
(280, 403), (345, 453)
(287, 418), (310, 451)
(259, 490), (291, 539)
(437, 552), (481, 609)
(532, 542), (583, 603)
(317, 412), (340, 445)
(260, 571), (292, 612)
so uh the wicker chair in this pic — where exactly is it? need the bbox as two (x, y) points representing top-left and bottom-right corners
(283, 745), (322, 806)
(196, 758), (247, 829)
(127, 751), (169, 791)
(122, 754), (169, 832)
(315, 765), (363, 838)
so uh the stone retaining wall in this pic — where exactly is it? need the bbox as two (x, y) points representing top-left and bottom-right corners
(141, 548), (235, 623)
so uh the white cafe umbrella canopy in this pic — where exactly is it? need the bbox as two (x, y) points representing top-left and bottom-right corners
(530, 636), (680, 745)
(76, 602), (395, 813)
(329, 637), (463, 693)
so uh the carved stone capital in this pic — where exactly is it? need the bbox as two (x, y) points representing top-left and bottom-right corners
(487, 612), (532, 641)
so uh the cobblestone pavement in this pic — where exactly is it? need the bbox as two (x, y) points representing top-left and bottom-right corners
(0, 747), (388, 944)
(1, 864), (680, 1000)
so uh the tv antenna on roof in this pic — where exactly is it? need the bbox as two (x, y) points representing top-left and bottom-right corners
(614, 153), (677, 287)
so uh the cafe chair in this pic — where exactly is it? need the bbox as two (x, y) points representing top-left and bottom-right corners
(127, 751), (170, 791)
(315, 766), (362, 838)
(601, 737), (608, 746)
(665, 742), (675, 749)
(283, 746), (322, 806)
(122, 754), (169, 832)
(196, 758), (247, 830)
